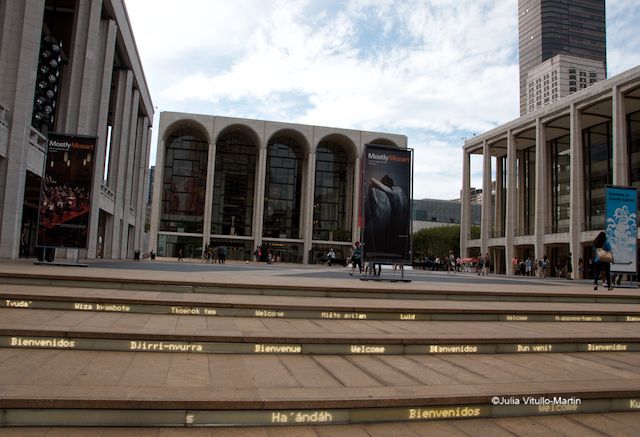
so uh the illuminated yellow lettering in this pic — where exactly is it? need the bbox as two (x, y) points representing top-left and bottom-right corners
(271, 412), (288, 423)
(5, 300), (31, 308)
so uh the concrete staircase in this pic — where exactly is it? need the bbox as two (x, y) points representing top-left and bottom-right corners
(0, 266), (640, 431)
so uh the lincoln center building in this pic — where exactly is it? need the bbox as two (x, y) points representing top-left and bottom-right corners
(149, 112), (407, 264)
(460, 65), (640, 276)
(0, 0), (153, 260)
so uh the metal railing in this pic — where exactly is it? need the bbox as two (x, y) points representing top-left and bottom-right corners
(546, 224), (570, 234)
(489, 229), (505, 238)
(29, 127), (46, 153)
(515, 227), (534, 236)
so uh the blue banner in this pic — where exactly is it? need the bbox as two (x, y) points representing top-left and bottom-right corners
(605, 185), (638, 274)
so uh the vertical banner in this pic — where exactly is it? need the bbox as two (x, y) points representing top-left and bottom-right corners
(37, 133), (97, 249)
(605, 185), (638, 274)
(362, 144), (412, 264)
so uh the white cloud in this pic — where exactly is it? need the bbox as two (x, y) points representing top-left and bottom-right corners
(606, 0), (640, 75)
(157, 0), (519, 136)
(125, 0), (640, 200)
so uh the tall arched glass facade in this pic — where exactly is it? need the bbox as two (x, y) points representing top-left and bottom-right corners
(211, 131), (257, 237)
(151, 114), (407, 263)
(263, 136), (303, 239)
(160, 128), (208, 233)
(312, 141), (351, 241)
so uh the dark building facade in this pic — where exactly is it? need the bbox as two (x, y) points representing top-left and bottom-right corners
(518, 0), (606, 114)
(412, 199), (481, 233)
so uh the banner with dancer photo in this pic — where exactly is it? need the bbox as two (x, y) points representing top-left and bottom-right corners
(362, 144), (412, 264)
(605, 185), (638, 274)
(37, 133), (96, 248)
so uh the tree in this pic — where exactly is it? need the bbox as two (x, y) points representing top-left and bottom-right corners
(412, 225), (480, 260)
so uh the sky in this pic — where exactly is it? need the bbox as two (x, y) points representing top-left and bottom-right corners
(125, 0), (640, 200)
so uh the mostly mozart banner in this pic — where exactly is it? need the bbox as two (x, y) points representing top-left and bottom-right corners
(37, 133), (96, 248)
(605, 185), (638, 274)
(362, 144), (412, 264)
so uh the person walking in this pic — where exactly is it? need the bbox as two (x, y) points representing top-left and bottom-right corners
(483, 252), (491, 276)
(217, 244), (226, 263)
(349, 242), (363, 276)
(592, 231), (613, 291)
(578, 258), (584, 279)
(447, 250), (456, 275)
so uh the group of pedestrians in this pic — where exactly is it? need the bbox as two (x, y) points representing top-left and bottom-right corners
(202, 244), (227, 263)
(253, 246), (278, 264)
(477, 252), (492, 275)
(511, 255), (554, 278)
(170, 229), (622, 293)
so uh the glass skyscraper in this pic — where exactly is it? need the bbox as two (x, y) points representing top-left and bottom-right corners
(518, 0), (606, 114)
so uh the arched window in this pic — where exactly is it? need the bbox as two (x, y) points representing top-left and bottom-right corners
(313, 141), (351, 241)
(263, 136), (303, 239)
(211, 130), (257, 236)
(160, 128), (208, 233)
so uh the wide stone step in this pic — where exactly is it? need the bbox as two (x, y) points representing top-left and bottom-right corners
(3, 284), (640, 323)
(2, 271), (639, 304)
(1, 308), (639, 355)
(0, 348), (639, 426)
(5, 413), (640, 435)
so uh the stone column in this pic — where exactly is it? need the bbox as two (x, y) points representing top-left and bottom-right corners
(481, 141), (491, 254)
(612, 85), (628, 186)
(119, 89), (140, 258)
(107, 69), (133, 258)
(86, 19), (117, 259)
(505, 131), (516, 275)
(495, 155), (504, 236)
(517, 148), (526, 235)
(569, 103), (585, 278)
(149, 135), (165, 254)
(0, 0), (44, 259)
(351, 156), (362, 246)
(58, 0), (102, 133)
(303, 152), (316, 264)
(460, 149), (471, 257)
(534, 117), (548, 258)
(252, 138), (268, 249)
(203, 136), (216, 246)
(134, 118), (150, 253)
